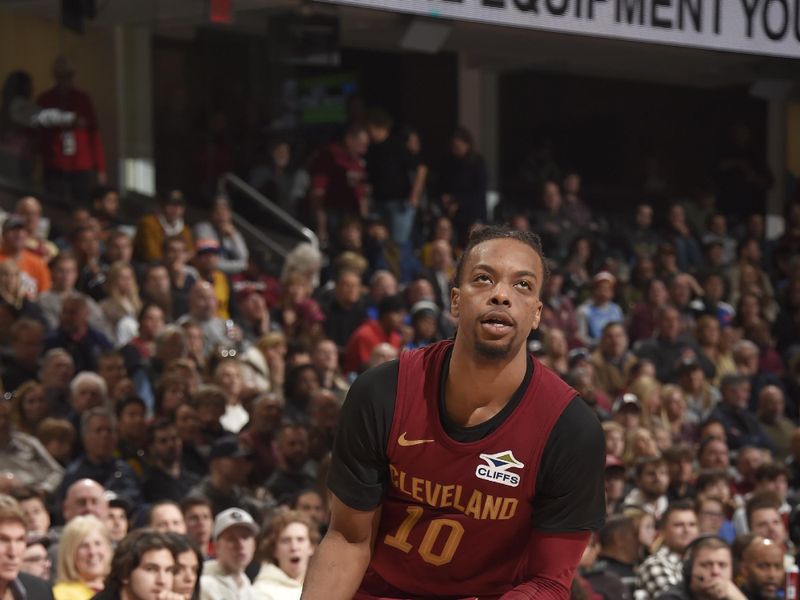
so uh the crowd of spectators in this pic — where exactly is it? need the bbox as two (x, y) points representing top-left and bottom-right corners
(0, 89), (798, 599)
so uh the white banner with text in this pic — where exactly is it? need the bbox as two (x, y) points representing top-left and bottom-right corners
(318, 0), (800, 58)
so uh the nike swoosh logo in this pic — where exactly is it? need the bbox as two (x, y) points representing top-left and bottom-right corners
(398, 432), (435, 447)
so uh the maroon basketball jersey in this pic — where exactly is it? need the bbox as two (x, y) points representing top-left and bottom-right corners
(361, 340), (577, 598)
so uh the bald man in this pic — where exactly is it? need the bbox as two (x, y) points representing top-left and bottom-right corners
(62, 478), (109, 522)
(739, 537), (784, 599)
(757, 386), (794, 462)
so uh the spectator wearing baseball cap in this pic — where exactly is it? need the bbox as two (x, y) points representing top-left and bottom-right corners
(405, 300), (441, 350)
(575, 271), (624, 348)
(187, 436), (261, 520)
(133, 190), (194, 263)
(200, 508), (258, 600)
(193, 238), (230, 320)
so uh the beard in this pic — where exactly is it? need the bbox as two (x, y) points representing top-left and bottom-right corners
(474, 338), (514, 361)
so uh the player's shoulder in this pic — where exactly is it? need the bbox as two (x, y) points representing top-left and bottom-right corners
(350, 358), (400, 394)
(343, 359), (400, 416)
(546, 395), (605, 453)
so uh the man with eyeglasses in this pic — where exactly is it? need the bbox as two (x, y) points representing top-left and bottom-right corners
(20, 534), (51, 580)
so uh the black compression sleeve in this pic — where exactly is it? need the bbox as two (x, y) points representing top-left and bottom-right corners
(531, 396), (606, 531)
(326, 360), (398, 511)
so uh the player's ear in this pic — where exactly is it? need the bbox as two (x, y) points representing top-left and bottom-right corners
(530, 299), (543, 331)
(450, 286), (460, 318)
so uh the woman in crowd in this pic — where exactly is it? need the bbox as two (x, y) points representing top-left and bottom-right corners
(622, 506), (657, 560)
(53, 515), (112, 600)
(734, 291), (768, 332)
(99, 261), (142, 345)
(658, 384), (697, 445)
(154, 373), (190, 419)
(627, 375), (662, 429)
(124, 302), (165, 367)
(622, 427), (659, 467)
(274, 271), (314, 339)
(212, 358), (249, 433)
(239, 331), (287, 395)
(602, 421), (625, 459)
(695, 315), (736, 386)
(166, 532), (203, 600)
(10, 381), (48, 437)
(253, 510), (319, 599)
(0, 258), (46, 327)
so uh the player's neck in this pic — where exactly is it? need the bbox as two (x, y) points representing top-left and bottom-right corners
(445, 343), (527, 426)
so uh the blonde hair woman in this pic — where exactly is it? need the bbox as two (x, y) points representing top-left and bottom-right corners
(100, 261), (142, 344)
(622, 426), (659, 468)
(628, 375), (662, 429)
(53, 515), (112, 600)
(659, 384), (698, 445)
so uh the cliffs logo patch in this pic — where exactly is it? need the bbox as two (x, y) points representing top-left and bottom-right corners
(475, 451), (524, 488)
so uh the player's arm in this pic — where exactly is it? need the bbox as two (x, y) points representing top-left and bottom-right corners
(498, 530), (590, 599)
(502, 396), (606, 599)
(301, 494), (381, 599)
(302, 360), (398, 599)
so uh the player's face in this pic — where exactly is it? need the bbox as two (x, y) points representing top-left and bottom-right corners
(451, 238), (543, 362)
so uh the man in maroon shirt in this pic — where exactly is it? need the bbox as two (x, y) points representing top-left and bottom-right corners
(37, 56), (106, 203)
(308, 124), (369, 246)
(303, 226), (605, 599)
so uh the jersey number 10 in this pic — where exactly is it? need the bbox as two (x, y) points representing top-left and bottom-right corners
(384, 506), (465, 566)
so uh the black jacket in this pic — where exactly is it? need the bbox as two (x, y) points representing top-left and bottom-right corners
(18, 572), (56, 600)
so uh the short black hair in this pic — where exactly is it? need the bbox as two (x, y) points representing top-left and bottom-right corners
(106, 529), (174, 590)
(366, 108), (393, 129)
(89, 185), (118, 204)
(454, 225), (549, 288)
(115, 395), (146, 419)
(145, 417), (176, 448)
(659, 499), (696, 529)
(745, 490), (781, 527)
(754, 462), (789, 483)
(180, 494), (212, 514)
(634, 455), (666, 478)
(597, 515), (636, 549)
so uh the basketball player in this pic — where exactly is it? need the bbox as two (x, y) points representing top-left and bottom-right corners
(302, 226), (606, 599)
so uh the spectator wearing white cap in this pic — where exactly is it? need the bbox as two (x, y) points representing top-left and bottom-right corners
(200, 508), (258, 600)
(575, 271), (624, 348)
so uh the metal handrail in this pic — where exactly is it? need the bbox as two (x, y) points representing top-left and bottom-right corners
(220, 172), (318, 250)
(231, 212), (292, 260)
